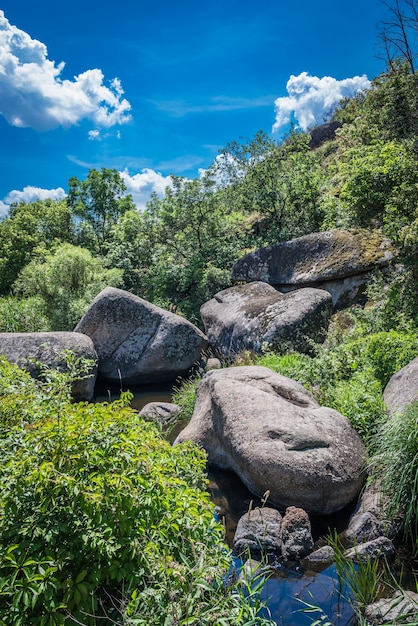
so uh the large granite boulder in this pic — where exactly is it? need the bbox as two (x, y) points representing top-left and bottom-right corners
(175, 366), (367, 514)
(0, 331), (97, 401)
(232, 230), (394, 309)
(200, 281), (332, 357)
(75, 287), (208, 384)
(383, 357), (418, 418)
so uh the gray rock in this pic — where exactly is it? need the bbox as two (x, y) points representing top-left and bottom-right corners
(139, 402), (181, 427)
(344, 536), (395, 563)
(75, 287), (208, 384)
(232, 230), (394, 309)
(384, 356), (418, 418)
(200, 281), (332, 358)
(0, 331), (97, 401)
(233, 507), (283, 556)
(175, 366), (367, 514)
(281, 506), (314, 561)
(365, 590), (418, 624)
(345, 511), (383, 546)
(303, 545), (335, 565)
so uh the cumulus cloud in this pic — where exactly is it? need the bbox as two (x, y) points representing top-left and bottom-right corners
(1, 186), (66, 216)
(0, 10), (132, 130)
(120, 169), (174, 209)
(273, 72), (371, 132)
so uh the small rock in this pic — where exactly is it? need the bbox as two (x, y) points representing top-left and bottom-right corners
(345, 511), (383, 546)
(344, 536), (395, 563)
(281, 506), (314, 561)
(233, 507), (282, 556)
(303, 545), (335, 565)
(139, 402), (181, 427)
(365, 590), (418, 624)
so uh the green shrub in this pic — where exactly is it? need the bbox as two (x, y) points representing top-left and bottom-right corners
(0, 359), (273, 626)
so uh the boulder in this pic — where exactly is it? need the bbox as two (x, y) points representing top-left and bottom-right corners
(232, 230), (394, 309)
(365, 590), (418, 624)
(75, 287), (208, 384)
(233, 507), (283, 556)
(384, 356), (418, 418)
(281, 506), (314, 561)
(0, 331), (97, 401)
(302, 545), (335, 566)
(200, 281), (332, 358)
(175, 366), (367, 514)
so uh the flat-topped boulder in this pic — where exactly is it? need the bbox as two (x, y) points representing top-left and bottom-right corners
(75, 287), (208, 384)
(0, 331), (97, 401)
(175, 366), (367, 514)
(232, 229), (394, 309)
(200, 281), (332, 357)
(383, 357), (418, 418)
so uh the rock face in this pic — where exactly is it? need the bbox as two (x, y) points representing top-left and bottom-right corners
(383, 357), (418, 418)
(281, 506), (314, 561)
(75, 287), (208, 384)
(0, 331), (97, 401)
(233, 507), (283, 556)
(232, 230), (394, 309)
(200, 282), (332, 357)
(175, 366), (367, 514)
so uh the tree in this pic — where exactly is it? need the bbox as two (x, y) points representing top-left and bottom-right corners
(68, 168), (135, 254)
(13, 243), (123, 330)
(0, 199), (74, 294)
(377, 0), (418, 72)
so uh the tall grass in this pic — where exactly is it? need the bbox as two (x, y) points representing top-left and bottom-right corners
(370, 401), (418, 555)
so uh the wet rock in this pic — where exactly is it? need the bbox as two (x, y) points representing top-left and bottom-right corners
(384, 356), (418, 418)
(75, 287), (208, 384)
(200, 281), (332, 358)
(281, 506), (314, 561)
(0, 331), (97, 401)
(232, 229), (394, 309)
(365, 590), (418, 624)
(175, 366), (367, 514)
(233, 507), (283, 556)
(344, 536), (395, 563)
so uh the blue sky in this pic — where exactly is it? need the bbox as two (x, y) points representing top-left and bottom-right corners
(0, 1), (385, 216)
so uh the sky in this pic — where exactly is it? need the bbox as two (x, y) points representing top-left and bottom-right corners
(0, 0), (386, 217)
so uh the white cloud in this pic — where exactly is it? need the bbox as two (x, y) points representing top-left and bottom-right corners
(273, 72), (371, 132)
(0, 10), (132, 131)
(0, 201), (9, 219)
(153, 95), (275, 117)
(120, 169), (174, 209)
(1, 186), (67, 216)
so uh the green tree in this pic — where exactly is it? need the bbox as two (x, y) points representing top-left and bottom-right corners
(13, 244), (123, 330)
(0, 199), (74, 294)
(68, 168), (135, 254)
(140, 175), (249, 322)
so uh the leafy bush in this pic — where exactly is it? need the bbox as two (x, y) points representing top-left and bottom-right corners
(0, 359), (273, 626)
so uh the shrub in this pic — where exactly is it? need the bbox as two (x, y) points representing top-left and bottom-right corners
(0, 360), (273, 626)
